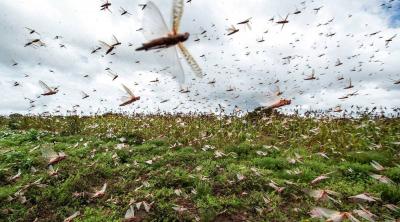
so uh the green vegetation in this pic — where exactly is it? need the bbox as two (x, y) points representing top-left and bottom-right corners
(0, 114), (399, 221)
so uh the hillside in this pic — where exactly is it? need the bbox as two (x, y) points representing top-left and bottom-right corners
(0, 114), (399, 221)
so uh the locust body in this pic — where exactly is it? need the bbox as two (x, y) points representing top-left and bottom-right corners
(136, 33), (189, 51)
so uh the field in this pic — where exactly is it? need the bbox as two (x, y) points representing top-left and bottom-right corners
(0, 113), (399, 221)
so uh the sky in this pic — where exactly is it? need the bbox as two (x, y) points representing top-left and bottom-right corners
(0, 0), (399, 115)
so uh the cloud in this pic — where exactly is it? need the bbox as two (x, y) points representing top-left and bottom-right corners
(0, 0), (399, 115)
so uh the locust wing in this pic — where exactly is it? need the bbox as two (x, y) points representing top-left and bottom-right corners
(99, 183), (107, 193)
(163, 47), (185, 85)
(120, 95), (131, 103)
(255, 89), (277, 107)
(122, 84), (134, 97)
(310, 207), (339, 219)
(112, 35), (119, 44)
(39, 80), (51, 92)
(172, 0), (184, 33)
(99, 41), (111, 48)
(107, 71), (118, 79)
(178, 43), (202, 78)
(141, 1), (170, 40)
(41, 146), (58, 160)
(227, 25), (237, 32)
(81, 91), (89, 98)
(124, 205), (135, 220)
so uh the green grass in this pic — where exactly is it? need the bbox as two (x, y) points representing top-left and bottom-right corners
(0, 114), (399, 221)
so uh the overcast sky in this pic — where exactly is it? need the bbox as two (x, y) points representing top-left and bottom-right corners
(0, 0), (399, 115)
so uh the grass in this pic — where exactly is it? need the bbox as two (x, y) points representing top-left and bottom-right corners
(0, 113), (399, 221)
